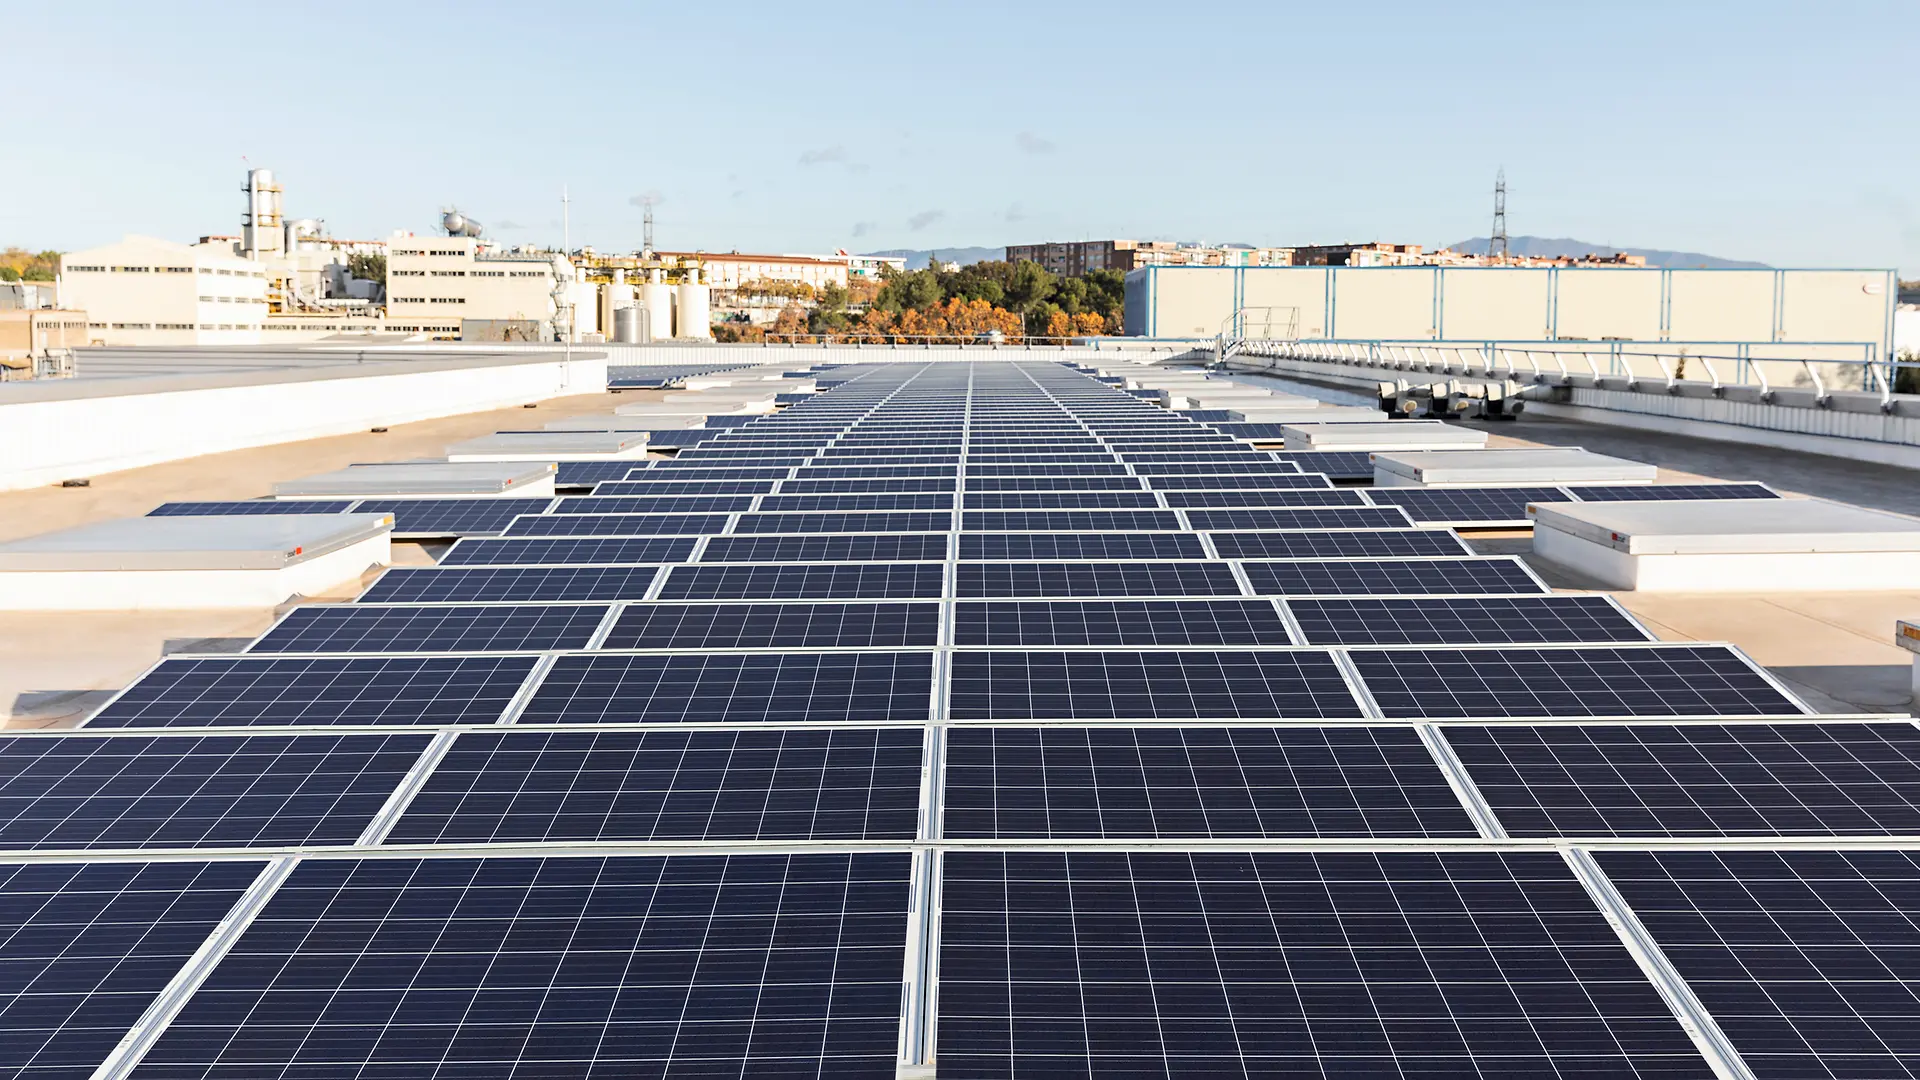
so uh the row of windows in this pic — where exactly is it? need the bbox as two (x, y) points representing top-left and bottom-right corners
(67, 265), (263, 277)
(430, 270), (466, 277)
(101, 322), (263, 331)
(392, 270), (424, 277)
(197, 296), (265, 304)
(390, 249), (465, 257)
(389, 297), (467, 304)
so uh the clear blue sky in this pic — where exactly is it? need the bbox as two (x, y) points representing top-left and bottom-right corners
(8, 1), (1915, 270)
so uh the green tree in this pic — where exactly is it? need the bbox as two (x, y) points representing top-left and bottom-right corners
(348, 253), (386, 283)
(809, 281), (851, 334)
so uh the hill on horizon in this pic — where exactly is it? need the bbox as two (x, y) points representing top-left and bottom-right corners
(1448, 235), (1769, 269)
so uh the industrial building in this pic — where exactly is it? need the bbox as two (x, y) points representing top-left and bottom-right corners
(57, 234), (271, 346)
(1007, 238), (1295, 276)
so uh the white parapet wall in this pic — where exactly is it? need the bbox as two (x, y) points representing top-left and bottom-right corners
(0, 350), (610, 493)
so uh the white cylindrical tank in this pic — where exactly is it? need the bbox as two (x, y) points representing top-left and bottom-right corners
(675, 278), (712, 340)
(613, 305), (644, 343)
(601, 282), (635, 334)
(641, 270), (674, 342)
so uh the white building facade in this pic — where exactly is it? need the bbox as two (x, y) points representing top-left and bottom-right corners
(58, 236), (269, 346)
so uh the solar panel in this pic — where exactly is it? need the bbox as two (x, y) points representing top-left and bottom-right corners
(0, 860), (267, 1079)
(501, 512), (730, 537)
(964, 463), (1129, 477)
(958, 532), (1206, 560)
(1132, 461), (1302, 475)
(360, 565), (661, 603)
(1159, 489), (1367, 507)
(699, 533), (950, 562)
(135, 853), (911, 1078)
(938, 851), (1713, 1077)
(956, 561), (1241, 598)
(1568, 483), (1779, 502)
(556, 460), (652, 485)
(603, 601), (941, 648)
(354, 498), (557, 536)
(658, 562), (945, 600)
(733, 511), (952, 533)
(942, 726), (1478, 838)
(1184, 506), (1417, 530)
(519, 652), (936, 724)
(1141, 472), (1330, 489)
(757, 492), (953, 512)
(954, 598), (1288, 646)
(1287, 595), (1654, 644)
(948, 650), (1364, 719)
(777, 476), (956, 494)
(86, 655), (537, 728)
(438, 536), (698, 566)
(1240, 557), (1547, 597)
(1206, 529), (1473, 559)
(1269, 450), (1376, 479)
(1449, 721), (1920, 837)
(618, 466), (791, 481)
(387, 727), (924, 842)
(552, 494), (755, 513)
(250, 604), (609, 653)
(147, 500), (354, 516)
(961, 510), (1183, 532)
(964, 491), (1162, 510)
(964, 476), (1137, 491)
(1364, 486), (1575, 524)
(586, 479), (776, 496)
(1598, 848), (1920, 1078)
(1348, 645), (1808, 718)
(1210, 422), (1295, 439)
(0, 732), (429, 849)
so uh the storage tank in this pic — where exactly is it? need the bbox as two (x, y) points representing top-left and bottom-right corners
(640, 269), (674, 342)
(675, 270), (712, 340)
(601, 272), (636, 336)
(612, 305), (645, 343)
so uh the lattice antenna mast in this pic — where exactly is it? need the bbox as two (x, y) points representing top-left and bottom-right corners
(642, 197), (657, 257)
(1490, 167), (1509, 263)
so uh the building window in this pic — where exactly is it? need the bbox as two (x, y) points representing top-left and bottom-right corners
(68, 265), (106, 272)
(113, 266), (149, 273)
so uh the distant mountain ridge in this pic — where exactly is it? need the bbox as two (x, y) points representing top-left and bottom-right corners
(861, 247), (1001, 270)
(1448, 236), (1769, 269)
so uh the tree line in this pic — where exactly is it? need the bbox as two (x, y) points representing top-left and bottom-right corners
(789, 260), (1125, 341)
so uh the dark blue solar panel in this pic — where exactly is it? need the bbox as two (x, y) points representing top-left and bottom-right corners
(962, 510), (1183, 532)
(86, 656), (537, 728)
(1349, 645), (1808, 718)
(1131, 460), (1302, 475)
(438, 536), (697, 566)
(942, 726), (1477, 838)
(520, 652), (936, 724)
(147, 500), (354, 516)
(1241, 557), (1547, 596)
(734, 512), (951, 533)
(354, 498), (557, 535)
(1145, 472), (1332, 489)
(956, 561), (1240, 598)
(250, 604), (608, 653)
(1287, 595), (1654, 644)
(604, 602), (940, 648)
(0, 732), (429, 849)
(957, 532), (1206, 560)
(778, 477), (955, 494)
(938, 851), (1714, 1077)
(757, 493), (953, 512)
(1159, 488), (1366, 507)
(134, 853), (911, 1079)
(953, 599), (1291, 646)
(1207, 529), (1474, 559)
(502, 512), (729, 537)
(1568, 483), (1779, 502)
(965, 491), (1161, 509)
(1365, 485), (1575, 524)
(553, 494), (754, 513)
(359, 565), (661, 603)
(964, 463), (1129, 477)
(0, 860), (266, 1079)
(388, 728), (924, 843)
(948, 650), (1364, 719)
(659, 562), (944, 600)
(556, 460), (651, 485)
(587, 479), (776, 496)
(699, 533), (950, 562)
(618, 467), (791, 481)
(964, 476), (1138, 491)
(1184, 506), (1416, 530)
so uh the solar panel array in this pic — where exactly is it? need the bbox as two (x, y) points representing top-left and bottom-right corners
(21, 359), (1891, 1078)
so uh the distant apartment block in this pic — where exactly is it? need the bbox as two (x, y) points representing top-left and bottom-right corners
(1006, 240), (1293, 277)
(1292, 242), (1648, 268)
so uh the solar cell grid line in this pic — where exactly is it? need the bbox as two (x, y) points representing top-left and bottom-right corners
(1242, 557), (1549, 597)
(1286, 594), (1655, 645)
(1446, 721), (1920, 838)
(248, 603), (610, 654)
(777, 476), (957, 494)
(947, 649), (1366, 720)
(961, 509), (1184, 532)
(952, 599), (1293, 646)
(385, 727), (926, 843)
(519, 651), (937, 724)
(1364, 485), (1578, 524)
(351, 497), (558, 535)
(437, 535), (698, 567)
(699, 532), (951, 563)
(940, 725), (1479, 838)
(500, 511), (730, 537)
(963, 464), (1130, 476)
(1594, 849), (1920, 1078)
(0, 860), (269, 1080)
(958, 531), (1208, 560)
(604, 601), (941, 649)
(658, 561), (946, 600)
(1349, 644), (1811, 719)
(129, 852), (914, 1078)
(794, 465), (958, 478)
(955, 560), (1242, 598)
(964, 490), (1162, 510)
(757, 492), (955, 512)
(550, 494), (756, 514)
(734, 511), (953, 534)
(1159, 488), (1369, 508)
(1207, 529), (1474, 559)
(936, 850), (1717, 1078)
(356, 565), (661, 604)
(1143, 472), (1331, 490)
(83, 655), (539, 728)
(1567, 483), (1781, 502)
(1183, 506), (1418, 531)
(146, 500), (355, 516)
(963, 476), (1141, 491)
(0, 731), (431, 849)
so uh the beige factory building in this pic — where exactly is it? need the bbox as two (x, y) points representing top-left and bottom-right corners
(666, 252), (850, 292)
(385, 235), (597, 342)
(1124, 264), (1899, 366)
(58, 236), (270, 346)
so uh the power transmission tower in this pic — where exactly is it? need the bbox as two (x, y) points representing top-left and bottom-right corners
(1489, 168), (1509, 263)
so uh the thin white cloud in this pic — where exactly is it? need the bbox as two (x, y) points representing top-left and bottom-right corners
(907, 210), (945, 231)
(799, 145), (849, 166)
(1015, 131), (1056, 154)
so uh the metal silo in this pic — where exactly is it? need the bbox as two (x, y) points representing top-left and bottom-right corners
(641, 269), (674, 342)
(675, 269), (712, 340)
